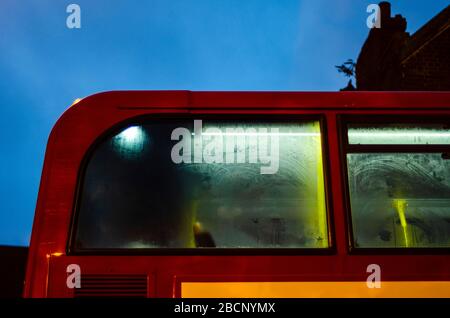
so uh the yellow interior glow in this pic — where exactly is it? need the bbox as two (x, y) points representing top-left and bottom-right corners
(393, 199), (409, 247)
(314, 122), (327, 247)
(188, 200), (199, 248)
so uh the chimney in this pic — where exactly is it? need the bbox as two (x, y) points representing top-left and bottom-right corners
(377, 1), (407, 31)
(379, 1), (391, 28)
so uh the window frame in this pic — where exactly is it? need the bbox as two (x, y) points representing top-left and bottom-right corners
(68, 114), (336, 256)
(339, 115), (450, 255)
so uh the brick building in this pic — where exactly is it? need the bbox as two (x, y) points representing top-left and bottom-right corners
(356, 2), (450, 91)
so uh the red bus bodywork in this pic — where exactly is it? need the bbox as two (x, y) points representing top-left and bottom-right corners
(24, 91), (450, 298)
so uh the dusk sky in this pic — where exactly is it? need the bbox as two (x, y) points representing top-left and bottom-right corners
(0, 0), (448, 246)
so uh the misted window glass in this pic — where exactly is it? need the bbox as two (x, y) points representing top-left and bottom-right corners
(347, 123), (450, 248)
(348, 124), (450, 145)
(73, 119), (328, 250)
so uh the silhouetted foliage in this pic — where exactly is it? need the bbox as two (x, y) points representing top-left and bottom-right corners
(336, 59), (356, 78)
(336, 59), (356, 91)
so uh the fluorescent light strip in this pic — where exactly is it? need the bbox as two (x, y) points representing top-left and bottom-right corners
(349, 132), (450, 138)
(192, 132), (321, 136)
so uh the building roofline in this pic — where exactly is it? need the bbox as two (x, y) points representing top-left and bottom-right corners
(402, 5), (450, 63)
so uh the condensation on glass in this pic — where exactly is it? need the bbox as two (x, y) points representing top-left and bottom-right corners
(348, 123), (450, 145)
(347, 123), (450, 248)
(73, 119), (329, 250)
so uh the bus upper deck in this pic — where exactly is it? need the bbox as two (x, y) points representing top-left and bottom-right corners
(24, 91), (450, 298)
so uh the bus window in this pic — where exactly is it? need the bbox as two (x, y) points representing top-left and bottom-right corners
(346, 123), (450, 248)
(71, 119), (329, 251)
(348, 123), (450, 145)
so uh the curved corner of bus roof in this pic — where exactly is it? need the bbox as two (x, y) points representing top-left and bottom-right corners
(46, 89), (190, 145)
(60, 89), (191, 116)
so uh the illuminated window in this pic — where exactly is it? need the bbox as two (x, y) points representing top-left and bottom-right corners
(72, 119), (329, 251)
(348, 123), (450, 145)
(345, 122), (450, 249)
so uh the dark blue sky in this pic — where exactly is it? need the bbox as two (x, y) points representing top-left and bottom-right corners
(0, 0), (448, 246)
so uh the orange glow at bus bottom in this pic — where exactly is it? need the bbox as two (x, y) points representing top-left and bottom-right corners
(181, 282), (450, 298)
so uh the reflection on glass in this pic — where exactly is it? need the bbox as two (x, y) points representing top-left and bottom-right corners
(74, 120), (329, 250)
(348, 124), (450, 145)
(113, 126), (148, 159)
(347, 153), (450, 248)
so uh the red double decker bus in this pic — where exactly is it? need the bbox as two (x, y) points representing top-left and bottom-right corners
(24, 91), (450, 298)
